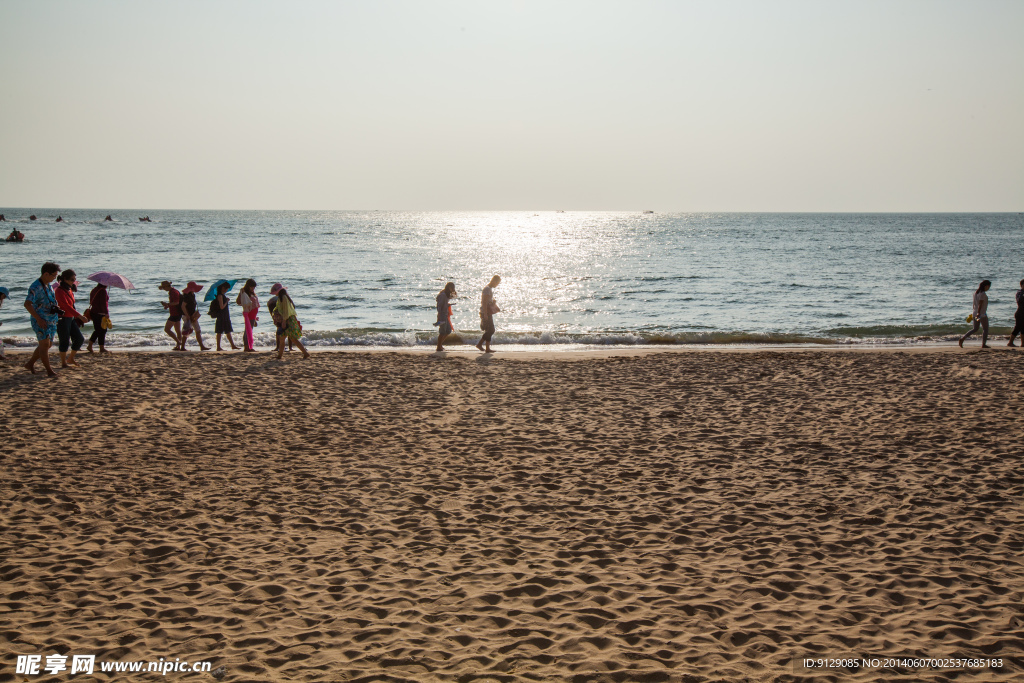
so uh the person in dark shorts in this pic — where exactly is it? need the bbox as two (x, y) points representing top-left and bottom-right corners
(180, 281), (211, 351)
(476, 275), (501, 353)
(54, 269), (89, 368)
(1009, 279), (1024, 347)
(159, 280), (184, 350)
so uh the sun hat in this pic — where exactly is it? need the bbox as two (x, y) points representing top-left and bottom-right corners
(269, 283), (283, 295)
(183, 281), (203, 294)
(0, 286), (9, 298)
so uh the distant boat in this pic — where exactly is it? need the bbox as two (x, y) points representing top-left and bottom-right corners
(139, 216), (152, 222)
(643, 210), (654, 214)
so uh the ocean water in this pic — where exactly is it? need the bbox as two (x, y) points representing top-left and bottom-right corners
(1, 210), (1021, 349)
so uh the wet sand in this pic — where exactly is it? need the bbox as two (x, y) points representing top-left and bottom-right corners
(1, 348), (1023, 682)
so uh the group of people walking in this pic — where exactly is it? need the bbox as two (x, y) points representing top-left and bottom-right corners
(7, 264), (1021, 374)
(434, 275), (502, 353)
(959, 279), (1024, 349)
(13, 262), (313, 376)
(157, 279), (310, 359)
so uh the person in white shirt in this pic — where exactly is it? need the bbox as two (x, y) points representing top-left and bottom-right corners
(476, 275), (502, 353)
(959, 279), (991, 348)
(235, 279), (260, 352)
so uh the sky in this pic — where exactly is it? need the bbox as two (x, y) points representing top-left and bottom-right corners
(1, 0), (1021, 211)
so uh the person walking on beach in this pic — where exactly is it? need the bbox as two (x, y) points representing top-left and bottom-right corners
(273, 287), (310, 359)
(54, 269), (89, 368)
(1008, 279), (1024, 347)
(23, 262), (61, 376)
(0, 286), (8, 358)
(213, 281), (238, 351)
(959, 280), (992, 349)
(159, 281), (184, 350)
(434, 282), (457, 352)
(180, 281), (211, 351)
(476, 275), (501, 353)
(267, 283), (292, 355)
(236, 279), (259, 352)
(86, 282), (110, 354)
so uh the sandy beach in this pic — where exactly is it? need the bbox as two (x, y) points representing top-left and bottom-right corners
(1, 347), (1023, 682)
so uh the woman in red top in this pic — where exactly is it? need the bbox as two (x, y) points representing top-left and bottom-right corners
(54, 269), (89, 367)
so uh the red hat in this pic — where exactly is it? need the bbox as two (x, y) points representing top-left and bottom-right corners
(183, 281), (203, 294)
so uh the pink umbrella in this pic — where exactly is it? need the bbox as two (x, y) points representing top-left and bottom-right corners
(87, 271), (136, 291)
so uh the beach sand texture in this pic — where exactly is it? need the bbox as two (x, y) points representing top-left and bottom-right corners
(1, 349), (1023, 682)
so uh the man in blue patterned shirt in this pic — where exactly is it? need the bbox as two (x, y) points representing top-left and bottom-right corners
(23, 262), (60, 376)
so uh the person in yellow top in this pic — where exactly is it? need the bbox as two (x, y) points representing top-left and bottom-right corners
(273, 287), (310, 360)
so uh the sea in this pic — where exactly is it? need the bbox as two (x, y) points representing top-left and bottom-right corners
(1, 210), (1021, 350)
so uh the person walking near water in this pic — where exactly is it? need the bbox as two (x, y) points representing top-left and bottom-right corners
(159, 281), (184, 350)
(55, 269), (89, 368)
(274, 287), (310, 359)
(213, 281), (238, 351)
(476, 275), (501, 353)
(434, 282), (457, 352)
(1008, 279), (1024, 347)
(959, 280), (992, 348)
(23, 262), (61, 376)
(86, 282), (109, 354)
(180, 281), (210, 351)
(236, 279), (259, 352)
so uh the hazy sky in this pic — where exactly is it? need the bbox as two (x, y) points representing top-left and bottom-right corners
(1, 0), (1021, 211)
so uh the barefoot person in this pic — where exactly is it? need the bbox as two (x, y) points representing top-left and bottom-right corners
(476, 275), (501, 353)
(214, 281), (239, 351)
(236, 279), (259, 352)
(959, 280), (992, 349)
(54, 269), (89, 368)
(159, 281), (184, 350)
(1009, 279), (1024, 347)
(0, 286), (7, 357)
(23, 262), (61, 376)
(86, 282), (109, 353)
(267, 283), (290, 355)
(274, 287), (310, 359)
(434, 282), (457, 352)
(180, 281), (210, 350)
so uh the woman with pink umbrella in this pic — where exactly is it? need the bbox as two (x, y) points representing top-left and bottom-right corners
(85, 271), (136, 353)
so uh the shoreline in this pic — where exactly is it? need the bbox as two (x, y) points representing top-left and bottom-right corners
(1, 340), (1015, 361)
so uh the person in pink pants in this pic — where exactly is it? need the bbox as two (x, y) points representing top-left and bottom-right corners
(235, 279), (260, 352)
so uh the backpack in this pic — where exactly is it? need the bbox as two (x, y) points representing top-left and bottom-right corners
(208, 299), (218, 318)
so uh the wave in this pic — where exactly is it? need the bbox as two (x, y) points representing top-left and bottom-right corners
(4, 324), (995, 350)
